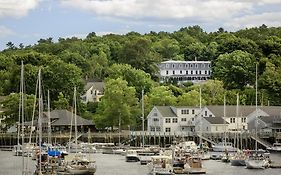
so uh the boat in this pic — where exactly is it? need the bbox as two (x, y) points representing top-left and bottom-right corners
(212, 142), (237, 152)
(148, 155), (173, 175)
(173, 154), (206, 174)
(245, 65), (270, 170)
(66, 87), (96, 174)
(125, 149), (140, 162)
(230, 150), (247, 166)
(245, 151), (270, 169)
(267, 142), (281, 153)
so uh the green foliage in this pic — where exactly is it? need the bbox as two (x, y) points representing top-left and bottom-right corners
(213, 50), (256, 89)
(94, 78), (139, 130)
(53, 92), (69, 110)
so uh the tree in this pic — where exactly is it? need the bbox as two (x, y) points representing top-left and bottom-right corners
(53, 92), (69, 109)
(146, 86), (177, 112)
(1, 93), (36, 128)
(106, 63), (155, 98)
(94, 78), (139, 130)
(213, 50), (256, 89)
(177, 90), (206, 106)
(152, 38), (180, 59)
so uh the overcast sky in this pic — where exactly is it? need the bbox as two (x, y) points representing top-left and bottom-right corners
(0, 0), (281, 50)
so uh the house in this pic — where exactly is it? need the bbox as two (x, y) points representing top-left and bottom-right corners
(81, 82), (104, 103)
(195, 116), (228, 133)
(25, 109), (95, 133)
(200, 105), (256, 131)
(147, 106), (201, 133)
(158, 60), (211, 83)
(248, 115), (281, 134)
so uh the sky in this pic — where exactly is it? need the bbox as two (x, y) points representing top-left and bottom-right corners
(0, 0), (281, 50)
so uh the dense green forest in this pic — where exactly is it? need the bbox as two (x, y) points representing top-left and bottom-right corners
(1, 25), (281, 130)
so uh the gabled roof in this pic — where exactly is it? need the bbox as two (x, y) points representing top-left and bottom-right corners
(84, 82), (104, 92)
(205, 105), (256, 118)
(155, 106), (177, 118)
(204, 117), (228, 124)
(259, 106), (281, 117)
(259, 116), (281, 124)
(48, 110), (93, 126)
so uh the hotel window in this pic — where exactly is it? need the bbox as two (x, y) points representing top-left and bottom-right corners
(181, 118), (187, 122)
(173, 70), (175, 74)
(205, 70), (207, 74)
(191, 70), (193, 74)
(166, 70), (168, 75)
(179, 64), (182, 68)
(190, 64), (193, 68)
(150, 127), (155, 132)
(196, 70), (198, 74)
(199, 71), (201, 74)
(172, 64), (175, 68)
(153, 118), (159, 122)
(156, 127), (161, 131)
(166, 64), (169, 68)
(165, 118), (171, 123)
(180, 70), (182, 74)
(172, 118), (178, 123)
(186, 71), (188, 74)
(195, 64), (198, 68)
(165, 128), (171, 132)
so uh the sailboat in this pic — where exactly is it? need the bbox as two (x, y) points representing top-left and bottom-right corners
(66, 87), (96, 175)
(229, 94), (247, 166)
(245, 64), (270, 169)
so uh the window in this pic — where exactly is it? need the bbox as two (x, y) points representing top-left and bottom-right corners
(165, 118), (171, 123)
(166, 64), (169, 68)
(156, 127), (161, 131)
(153, 113), (157, 116)
(166, 70), (168, 75)
(172, 64), (175, 68)
(230, 118), (235, 123)
(165, 128), (171, 132)
(216, 126), (218, 131)
(153, 118), (159, 122)
(192, 118), (194, 121)
(173, 70), (175, 74)
(181, 109), (189, 114)
(186, 71), (188, 74)
(172, 118), (178, 123)
(181, 118), (187, 122)
(241, 118), (246, 123)
(190, 64), (193, 68)
(150, 127), (155, 132)
(195, 64), (198, 68)
(209, 114), (212, 117)
(205, 111), (207, 116)
(205, 70), (207, 74)
(191, 70), (193, 74)
(199, 71), (201, 74)
(180, 70), (182, 74)
(192, 109), (195, 114)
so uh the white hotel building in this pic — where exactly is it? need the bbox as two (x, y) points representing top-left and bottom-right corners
(158, 60), (212, 83)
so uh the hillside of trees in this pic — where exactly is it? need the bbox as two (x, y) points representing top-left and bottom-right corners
(1, 25), (281, 130)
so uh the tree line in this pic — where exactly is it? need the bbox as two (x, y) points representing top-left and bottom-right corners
(0, 24), (281, 131)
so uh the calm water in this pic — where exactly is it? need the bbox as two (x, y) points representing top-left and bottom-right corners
(0, 151), (280, 175)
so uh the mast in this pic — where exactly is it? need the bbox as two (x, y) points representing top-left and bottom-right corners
(235, 93), (239, 149)
(74, 87), (78, 154)
(19, 61), (25, 174)
(199, 86), (202, 147)
(38, 69), (43, 174)
(223, 95), (226, 147)
(142, 89), (145, 147)
(255, 64), (258, 151)
(47, 90), (51, 145)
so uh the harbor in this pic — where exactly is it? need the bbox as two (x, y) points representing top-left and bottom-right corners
(0, 150), (281, 175)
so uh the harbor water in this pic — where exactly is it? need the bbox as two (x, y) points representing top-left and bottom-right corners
(0, 151), (280, 175)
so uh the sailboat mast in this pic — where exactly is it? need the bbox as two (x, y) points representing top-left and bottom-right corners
(255, 64), (258, 151)
(20, 61), (25, 174)
(74, 87), (78, 154)
(223, 95), (226, 146)
(47, 90), (51, 145)
(38, 69), (43, 173)
(142, 89), (145, 147)
(199, 86), (202, 147)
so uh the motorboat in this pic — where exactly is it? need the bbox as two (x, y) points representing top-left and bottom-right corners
(148, 155), (173, 175)
(66, 154), (96, 175)
(125, 149), (140, 162)
(267, 142), (281, 153)
(212, 142), (237, 152)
